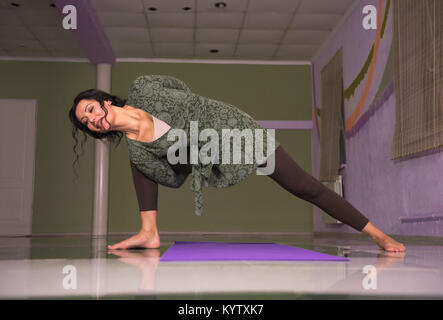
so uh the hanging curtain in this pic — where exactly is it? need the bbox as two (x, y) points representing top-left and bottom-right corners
(391, 0), (443, 159)
(319, 48), (343, 181)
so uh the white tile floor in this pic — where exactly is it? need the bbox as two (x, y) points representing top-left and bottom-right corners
(0, 234), (442, 299)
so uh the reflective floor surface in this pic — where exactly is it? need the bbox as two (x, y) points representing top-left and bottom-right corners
(0, 233), (442, 299)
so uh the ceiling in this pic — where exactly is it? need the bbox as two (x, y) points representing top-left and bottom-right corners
(0, 0), (358, 61)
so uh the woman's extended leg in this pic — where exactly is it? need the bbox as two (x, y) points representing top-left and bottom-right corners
(260, 145), (405, 252)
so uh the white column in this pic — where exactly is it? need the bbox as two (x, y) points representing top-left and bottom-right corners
(92, 63), (111, 238)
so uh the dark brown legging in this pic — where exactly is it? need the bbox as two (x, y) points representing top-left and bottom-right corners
(260, 145), (369, 232)
(131, 145), (370, 232)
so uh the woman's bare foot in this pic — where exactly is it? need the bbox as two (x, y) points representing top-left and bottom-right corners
(373, 234), (406, 252)
(107, 229), (160, 250)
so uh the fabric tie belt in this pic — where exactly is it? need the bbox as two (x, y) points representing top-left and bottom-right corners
(190, 162), (213, 216)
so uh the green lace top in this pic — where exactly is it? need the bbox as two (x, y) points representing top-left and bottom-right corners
(125, 75), (280, 216)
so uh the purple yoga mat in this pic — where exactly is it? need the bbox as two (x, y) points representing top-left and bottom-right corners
(160, 241), (349, 261)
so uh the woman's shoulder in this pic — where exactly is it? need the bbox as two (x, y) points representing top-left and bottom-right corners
(124, 109), (154, 144)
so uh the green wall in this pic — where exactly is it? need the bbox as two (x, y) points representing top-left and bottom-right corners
(0, 61), (96, 233)
(0, 60), (313, 234)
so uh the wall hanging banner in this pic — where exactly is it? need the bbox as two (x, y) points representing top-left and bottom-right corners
(344, 0), (391, 100)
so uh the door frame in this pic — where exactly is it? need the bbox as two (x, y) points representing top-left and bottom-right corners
(0, 99), (37, 236)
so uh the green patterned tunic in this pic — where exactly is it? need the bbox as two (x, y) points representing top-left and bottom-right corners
(125, 75), (280, 216)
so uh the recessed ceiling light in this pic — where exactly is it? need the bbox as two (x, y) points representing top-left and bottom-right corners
(209, 49), (219, 53)
(148, 7), (157, 11)
(9, 2), (20, 7)
(214, 2), (227, 9)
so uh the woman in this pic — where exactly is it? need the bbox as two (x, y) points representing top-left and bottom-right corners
(69, 75), (405, 252)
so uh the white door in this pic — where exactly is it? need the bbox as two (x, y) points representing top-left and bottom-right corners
(0, 99), (37, 236)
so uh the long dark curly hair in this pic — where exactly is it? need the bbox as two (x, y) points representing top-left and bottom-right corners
(68, 89), (126, 181)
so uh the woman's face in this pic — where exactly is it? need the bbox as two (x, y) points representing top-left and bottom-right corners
(75, 99), (114, 133)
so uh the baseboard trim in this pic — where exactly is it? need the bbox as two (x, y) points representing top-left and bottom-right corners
(3, 231), (443, 243)
(21, 231), (314, 238)
(314, 231), (443, 243)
